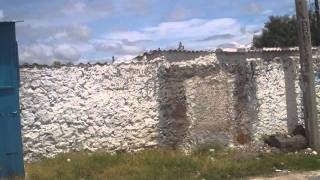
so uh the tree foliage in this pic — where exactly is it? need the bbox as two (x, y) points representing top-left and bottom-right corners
(253, 13), (320, 48)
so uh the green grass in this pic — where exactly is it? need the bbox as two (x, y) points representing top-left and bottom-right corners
(26, 149), (320, 180)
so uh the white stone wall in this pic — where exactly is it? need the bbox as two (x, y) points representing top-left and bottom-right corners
(250, 58), (288, 140)
(315, 83), (320, 137)
(20, 61), (163, 161)
(314, 59), (320, 141)
(172, 56), (237, 148)
(19, 51), (320, 161)
(184, 71), (236, 147)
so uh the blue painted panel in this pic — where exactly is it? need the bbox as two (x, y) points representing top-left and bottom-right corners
(0, 22), (25, 178)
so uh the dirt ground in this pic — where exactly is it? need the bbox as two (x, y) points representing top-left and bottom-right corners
(250, 171), (320, 180)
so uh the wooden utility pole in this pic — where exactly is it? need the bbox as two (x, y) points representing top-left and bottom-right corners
(295, 0), (320, 150)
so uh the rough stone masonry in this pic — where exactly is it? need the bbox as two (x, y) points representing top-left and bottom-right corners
(20, 49), (320, 161)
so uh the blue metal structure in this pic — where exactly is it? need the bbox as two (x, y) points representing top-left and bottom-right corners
(0, 22), (25, 178)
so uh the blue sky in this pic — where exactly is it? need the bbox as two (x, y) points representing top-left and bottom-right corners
(0, 0), (296, 64)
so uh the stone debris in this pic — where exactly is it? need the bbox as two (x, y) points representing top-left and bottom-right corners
(209, 149), (215, 153)
(264, 134), (308, 152)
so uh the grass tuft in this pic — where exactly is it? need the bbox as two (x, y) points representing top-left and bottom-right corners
(26, 149), (320, 180)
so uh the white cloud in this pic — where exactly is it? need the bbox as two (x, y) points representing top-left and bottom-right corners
(148, 18), (237, 39)
(20, 18), (263, 64)
(18, 23), (94, 64)
(20, 43), (94, 64)
(54, 44), (81, 61)
(93, 39), (145, 56)
(19, 24), (93, 64)
(0, 10), (4, 20)
(18, 1), (114, 28)
(20, 44), (54, 64)
(108, 31), (150, 42)
(96, 18), (261, 53)
(106, 18), (239, 43)
(43, 24), (91, 43)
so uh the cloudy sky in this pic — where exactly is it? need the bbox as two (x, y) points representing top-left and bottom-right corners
(0, 0), (295, 64)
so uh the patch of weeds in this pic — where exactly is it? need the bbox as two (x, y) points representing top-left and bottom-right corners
(26, 149), (320, 180)
(192, 141), (224, 155)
